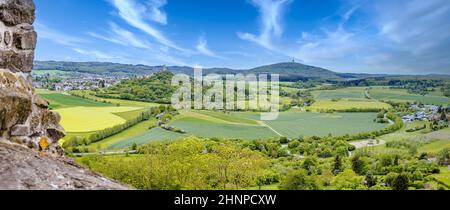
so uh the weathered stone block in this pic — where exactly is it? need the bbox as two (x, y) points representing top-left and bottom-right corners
(47, 128), (66, 143)
(0, 0), (36, 26)
(0, 50), (34, 72)
(4, 31), (12, 46)
(11, 136), (30, 144)
(34, 94), (49, 108)
(14, 30), (36, 50)
(0, 86), (32, 130)
(11, 124), (30, 136)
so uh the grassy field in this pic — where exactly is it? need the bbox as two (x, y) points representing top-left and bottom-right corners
(37, 90), (113, 109)
(113, 108), (147, 120)
(369, 87), (449, 106)
(166, 111), (386, 139)
(108, 127), (186, 150)
(55, 106), (143, 133)
(89, 119), (157, 150)
(360, 121), (449, 156)
(170, 115), (279, 140)
(431, 167), (450, 188)
(240, 112), (386, 138)
(192, 110), (260, 125)
(312, 87), (367, 100)
(32, 70), (71, 77)
(307, 99), (391, 112)
(419, 140), (450, 154)
(70, 90), (162, 107)
(380, 121), (430, 142)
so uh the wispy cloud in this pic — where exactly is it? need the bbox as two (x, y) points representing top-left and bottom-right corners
(360, 0), (450, 73)
(110, 0), (185, 51)
(374, 0), (450, 55)
(238, 0), (291, 50)
(196, 36), (225, 59)
(35, 22), (87, 46)
(73, 48), (115, 59)
(88, 22), (153, 49)
(146, 0), (168, 25)
(295, 27), (360, 62)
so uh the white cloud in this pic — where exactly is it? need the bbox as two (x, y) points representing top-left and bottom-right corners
(238, 0), (291, 50)
(35, 22), (87, 46)
(146, 0), (168, 25)
(196, 36), (225, 59)
(293, 5), (362, 63)
(374, 0), (450, 55)
(296, 27), (360, 62)
(88, 22), (153, 49)
(73, 48), (115, 59)
(110, 0), (185, 51)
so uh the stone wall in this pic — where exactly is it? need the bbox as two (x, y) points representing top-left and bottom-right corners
(0, 0), (65, 156)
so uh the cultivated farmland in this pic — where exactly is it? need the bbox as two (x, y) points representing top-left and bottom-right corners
(369, 87), (450, 106)
(307, 99), (391, 112)
(237, 112), (387, 139)
(169, 114), (279, 139)
(163, 111), (387, 140)
(312, 87), (367, 100)
(56, 106), (143, 133)
(108, 127), (186, 150)
(38, 90), (113, 109)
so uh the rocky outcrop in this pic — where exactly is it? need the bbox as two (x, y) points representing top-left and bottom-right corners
(0, 141), (131, 190)
(0, 0), (131, 190)
(0, 0), (64, 156)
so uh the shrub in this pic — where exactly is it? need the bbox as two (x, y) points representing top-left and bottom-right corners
(280, 169), (320, 190)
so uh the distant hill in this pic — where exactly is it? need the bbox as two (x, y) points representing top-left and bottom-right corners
(246, 62), (341, 80)
(34, 60), (427, 81)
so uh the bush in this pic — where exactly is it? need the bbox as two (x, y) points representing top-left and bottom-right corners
(280, 169), (320, 190)
(279, 137), (289, 144)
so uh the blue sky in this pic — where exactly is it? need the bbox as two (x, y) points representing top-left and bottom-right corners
(34, 0), (450, 74)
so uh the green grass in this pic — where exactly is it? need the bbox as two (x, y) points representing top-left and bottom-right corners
(307, 99), (391, 112)
(169, 116), (279, 140)
(38, 90), (113, 109)
(89, 119), (157, 150)
(113, 108), (147, 120)
(379, 121), (430, 142)
(281, 86), (305, 94)
(258, 112), (386, 139)
(32, 70), (71, 77)
(312, 87), (367, 100)
(419, 140), (450, 154)
(194, 110), (260, 125)
(431, 167), (450, 188)
(369, 87), (449, 106)
(108, 127), (185, 150)
(70, 90), (162, 107)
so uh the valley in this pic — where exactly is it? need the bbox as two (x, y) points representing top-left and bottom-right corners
(33, 62), (450, 190)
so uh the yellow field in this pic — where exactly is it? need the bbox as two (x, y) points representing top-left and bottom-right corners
(55, 106), (143, 132)
(307, 99), (391, 112)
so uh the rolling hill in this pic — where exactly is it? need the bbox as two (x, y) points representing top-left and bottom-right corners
(34, 61), (373, 81)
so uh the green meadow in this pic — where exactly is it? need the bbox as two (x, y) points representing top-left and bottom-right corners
(236, 112), (387, 139)
(369, 87), (449, 106)
(37, 89), (112, 109)
(312, 87), (367, 100)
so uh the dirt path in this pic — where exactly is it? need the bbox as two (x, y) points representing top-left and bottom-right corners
(258, 121), (284, 137)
